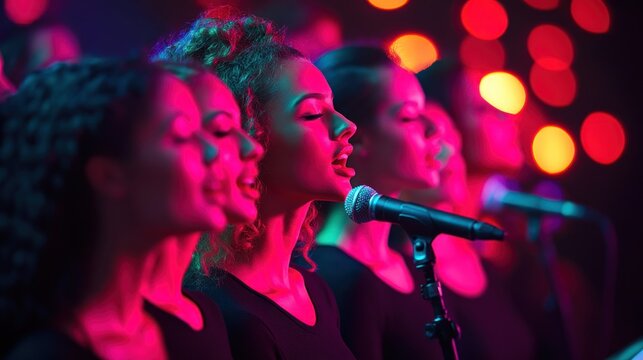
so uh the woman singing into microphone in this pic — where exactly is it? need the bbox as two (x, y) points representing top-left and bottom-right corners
(153, 12), (356, 359)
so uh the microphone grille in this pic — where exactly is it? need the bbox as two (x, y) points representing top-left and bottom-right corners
(344, 185), (378, 223)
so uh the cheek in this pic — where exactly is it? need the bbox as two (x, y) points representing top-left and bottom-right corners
(388, 132), (426, 172)
(179, 148), (206, 184)
(267, 127), (328, 178)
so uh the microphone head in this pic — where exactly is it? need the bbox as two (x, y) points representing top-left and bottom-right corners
(344, 185), (378, 223)
(481, 175), (515, 212)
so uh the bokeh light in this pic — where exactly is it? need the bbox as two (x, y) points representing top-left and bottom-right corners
(289, 16), (342, 59)
(528, 24), (574, 71)
(530, 64), (577, 107)
(581, 112), (626, 164)
(434, 235), (487, 298)
(5, 0), (49, 25)
(368, 0), (409, 11)
(460, 0), (509, 40)
(571, 0), (610, 34)
(479, 72), (526, 115)
(389, 33), (439, 73)
(532, 125), (576, 174)
(30, 25), (82, 69)
(459, 36), (505, 71)
(524, 0), (559, 10)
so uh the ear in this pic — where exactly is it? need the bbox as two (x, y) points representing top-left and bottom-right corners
(85, 156), (128, 199)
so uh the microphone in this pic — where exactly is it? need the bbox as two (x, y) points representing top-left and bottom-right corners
(482, 175), (595, 219)
(345, 185), (504, 240)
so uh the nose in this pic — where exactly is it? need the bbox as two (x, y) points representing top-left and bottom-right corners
(237, 129), (264, 161)
(421, 115), (440, 140)
(198, 132), (219, 164)
(331, 112), (357, 141)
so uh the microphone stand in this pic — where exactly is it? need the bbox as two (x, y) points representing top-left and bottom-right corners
(526, 215), (575, 360)
(409, 232), (460, 360)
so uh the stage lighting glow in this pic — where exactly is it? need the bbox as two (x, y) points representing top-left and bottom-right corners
(532, 126), (576, 174)
(581, 112), (625, 165)
(389, 33), (438, 73)
(459, 36), (505, 71)
(571, 0), (610, 34)
(479, 72), (526, 115)
(530, 64), (576, 107)
(5, 0), (48, 25)
(524, 0), (559, 10)
(434, 235), (487, 298)
(368, 0), (408, 11)
(460, 0), (508, 40)
(528, 24), (574, 71)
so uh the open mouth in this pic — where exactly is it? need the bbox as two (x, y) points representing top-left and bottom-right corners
(332, 155), (355, 177)
(332, 153), (349, 167)
(203, 182), (224, 200)
(237, 176), (260, 200)
(332, 146), (356, 177)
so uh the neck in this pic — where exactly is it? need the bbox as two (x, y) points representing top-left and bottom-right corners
(70, 253), (148, 340)
(228, 192), (312, 292)
(141, 233), (201, 305)
(64, 207), (168, 359)
(67, 208), (160, 338)
(319, 189), (400, 262)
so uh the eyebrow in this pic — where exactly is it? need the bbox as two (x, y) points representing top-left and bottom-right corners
(292, 93), (333, 108)
(164, 112), (196, 127)
(157, 112), (198, 137)
(202, 110), (234, 122)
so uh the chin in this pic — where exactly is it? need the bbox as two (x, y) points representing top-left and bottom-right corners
(203, 215), (227, 234)
(317, 186), (350, 203)
(336, 179), (354, 198)
(226, 208), (258, 225)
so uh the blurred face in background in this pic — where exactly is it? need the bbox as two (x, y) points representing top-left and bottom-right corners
(189, 72), (264, 224)
(454, 71), (524, 173)
(123, 73), (225, 239)
(352, 65), (441, 195)
(401, 101), (468, 212)
(260, 58), (357, 203)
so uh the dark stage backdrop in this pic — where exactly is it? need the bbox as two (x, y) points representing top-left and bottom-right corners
(1, 0), (641, 355)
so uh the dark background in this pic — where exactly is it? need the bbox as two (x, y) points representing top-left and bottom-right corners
(2, 0), (641, 354)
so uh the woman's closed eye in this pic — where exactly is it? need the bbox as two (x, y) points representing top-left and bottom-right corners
(400, 114), (424, 123)
(171, 131), (199, 145)
(211, 128), (232, 137)
(170, 115), (199, 144)
(302, 113), (324, 121)
(206, 113), (235, 138)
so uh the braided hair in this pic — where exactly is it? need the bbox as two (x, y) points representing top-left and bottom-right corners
(0, 59), (165, 352)
(152, 11), (318, 271)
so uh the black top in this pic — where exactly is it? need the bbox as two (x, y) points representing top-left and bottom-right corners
(307, 245), (538, 360)
(306, 245), (445, 360)
(4, 330), (99, 360)
(144, 289), (233, 360)
(187, 267), (356, 360)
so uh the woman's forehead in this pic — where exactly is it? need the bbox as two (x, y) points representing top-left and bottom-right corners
(275, 58), (332, 99)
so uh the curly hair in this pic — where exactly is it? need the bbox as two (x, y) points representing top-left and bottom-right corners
(0, 59), (166, 352)
(152, 10), (318, 272)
